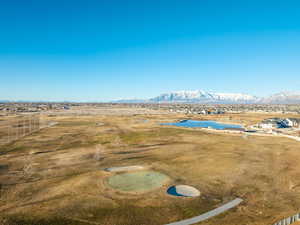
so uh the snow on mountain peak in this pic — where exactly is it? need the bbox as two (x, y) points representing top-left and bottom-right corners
(150, 90), (258, 103)
(261, 91), (300, 104)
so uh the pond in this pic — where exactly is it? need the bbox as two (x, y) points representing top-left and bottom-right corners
(107, 171), (169, 193)
(162, 120), (243, 130)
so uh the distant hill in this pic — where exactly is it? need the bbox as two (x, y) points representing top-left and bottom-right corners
(259, 92), (300, 104)
(0, 100), (10, 103)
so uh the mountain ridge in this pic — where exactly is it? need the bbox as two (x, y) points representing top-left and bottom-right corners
(114, 90), (300, 104)
(150, 90), (259, 103)
(260, 91), (300, 104)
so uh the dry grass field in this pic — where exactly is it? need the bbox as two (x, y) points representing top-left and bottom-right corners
(1, 109), (300, 225)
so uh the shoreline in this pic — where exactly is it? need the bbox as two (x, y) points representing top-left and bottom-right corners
(162, 124), (300, 142)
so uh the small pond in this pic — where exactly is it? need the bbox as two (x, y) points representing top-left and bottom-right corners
(162, 120), (243, 130)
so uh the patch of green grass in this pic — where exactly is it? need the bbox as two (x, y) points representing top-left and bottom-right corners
(107, 171), (169, 192)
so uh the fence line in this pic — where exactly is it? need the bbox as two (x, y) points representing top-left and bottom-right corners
(273, 213), (300, 225)
(0, 115), (40, 146)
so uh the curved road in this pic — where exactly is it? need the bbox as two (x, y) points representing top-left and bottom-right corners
(165, 198), (243, 225)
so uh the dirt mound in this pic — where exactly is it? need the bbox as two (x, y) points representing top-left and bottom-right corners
(167, 185), (200, 197)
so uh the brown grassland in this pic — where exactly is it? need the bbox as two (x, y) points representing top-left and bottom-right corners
(0, 109), (300, 225)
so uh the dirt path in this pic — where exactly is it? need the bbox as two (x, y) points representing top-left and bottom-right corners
(165, 198), (243, 225)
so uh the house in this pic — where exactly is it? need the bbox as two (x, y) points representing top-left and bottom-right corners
(287, 118), (300, 128)
(259, 122), (277, 129)
(259, 118), (285, 129)
(199, 110), (207, 115)
(259, 118), (300, 129)
(281, 118), (293, 128)
(63, 106), (70, 110)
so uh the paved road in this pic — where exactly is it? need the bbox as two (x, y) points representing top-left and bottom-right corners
(165, 198), (243, 225)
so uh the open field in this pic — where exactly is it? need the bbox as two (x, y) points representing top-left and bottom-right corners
(1, 108), (300, 225)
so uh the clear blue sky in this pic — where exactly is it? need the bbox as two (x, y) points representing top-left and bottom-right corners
(1, 0), (300, 101)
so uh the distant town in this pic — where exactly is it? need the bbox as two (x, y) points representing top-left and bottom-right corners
(1, 102), (300, 115)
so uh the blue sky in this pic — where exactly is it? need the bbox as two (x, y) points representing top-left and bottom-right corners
(1, 0), (300, 101)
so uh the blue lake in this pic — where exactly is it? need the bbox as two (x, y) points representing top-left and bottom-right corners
(162, 120), (243, 130)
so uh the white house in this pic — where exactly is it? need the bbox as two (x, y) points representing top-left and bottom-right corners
(259, 122), (276, 129)
(288, 118), (300, 128)
(281, 118), (293, 128)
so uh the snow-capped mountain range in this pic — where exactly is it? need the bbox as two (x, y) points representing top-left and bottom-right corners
(115, 90), (300, 104)
(259, 92), (300, 104)
(150, 90), (258, 103)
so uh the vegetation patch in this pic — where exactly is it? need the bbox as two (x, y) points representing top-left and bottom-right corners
(107, 170), (169, 193)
